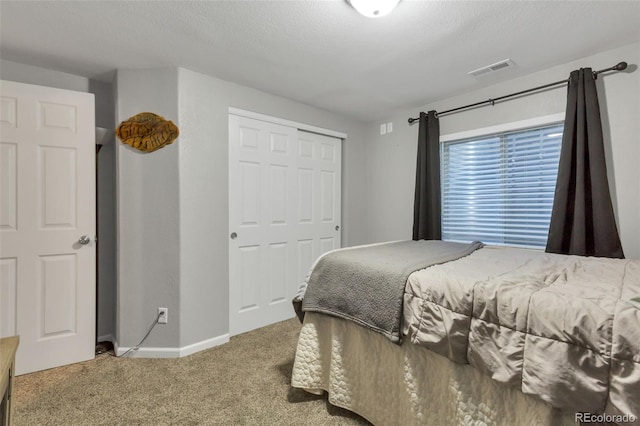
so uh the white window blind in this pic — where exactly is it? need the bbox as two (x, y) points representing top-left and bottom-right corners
(442, 122), (563, 249)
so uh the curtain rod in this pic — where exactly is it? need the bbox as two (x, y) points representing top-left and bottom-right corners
(407, 61), (628, 124)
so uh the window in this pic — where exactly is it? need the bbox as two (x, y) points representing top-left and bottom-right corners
(441, 116), (563, 249)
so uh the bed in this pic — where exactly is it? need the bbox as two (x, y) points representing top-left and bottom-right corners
(291, 241), (640, 425)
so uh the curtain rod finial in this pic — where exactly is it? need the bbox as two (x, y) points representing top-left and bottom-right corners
(615, 62), (628, 71)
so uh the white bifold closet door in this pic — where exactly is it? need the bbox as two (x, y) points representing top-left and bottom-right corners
(229, 114), (341, 336)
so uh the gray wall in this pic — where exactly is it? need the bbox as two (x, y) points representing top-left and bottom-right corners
(177, 68), (368, 346)
(0, 59), (118, 340)
(365, 42), (640, 258)
(90, 80), (117, 341)
(117, 67), (368, 349)
(0, 59), (90, 92)
(1, 59), (369, 351)
(115, 69), (181, 348)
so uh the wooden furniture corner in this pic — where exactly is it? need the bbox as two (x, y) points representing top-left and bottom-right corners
(0, 336), (19, 426)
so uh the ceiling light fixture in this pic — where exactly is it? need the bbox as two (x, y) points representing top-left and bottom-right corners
(348, 0), (400, 18)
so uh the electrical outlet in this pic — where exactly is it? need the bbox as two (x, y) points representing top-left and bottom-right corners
(158, 307), (168, 324)
(380, 123), (386, 135)
(387, 122), (393, 133)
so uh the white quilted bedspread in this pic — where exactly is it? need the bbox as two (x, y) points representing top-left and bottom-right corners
(292, 312), (576, 426)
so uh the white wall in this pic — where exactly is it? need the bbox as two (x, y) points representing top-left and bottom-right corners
(365, 42), (640, 259)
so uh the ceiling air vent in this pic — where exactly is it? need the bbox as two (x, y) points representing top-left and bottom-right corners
(468, 59), (514, 77)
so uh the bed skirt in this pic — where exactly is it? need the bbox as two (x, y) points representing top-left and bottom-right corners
(291, 313), (575, 426)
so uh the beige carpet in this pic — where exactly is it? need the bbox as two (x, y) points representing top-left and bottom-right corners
(14, 318), (370, 425)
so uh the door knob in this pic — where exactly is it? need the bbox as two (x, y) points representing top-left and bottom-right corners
(230, 232), (238, 240)
(78, 235), (91, 245)
(335, 226), (340, 231)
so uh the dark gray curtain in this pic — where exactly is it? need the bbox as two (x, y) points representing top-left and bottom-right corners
(546, 68), (624, 258)
(412, 110), (441, 240)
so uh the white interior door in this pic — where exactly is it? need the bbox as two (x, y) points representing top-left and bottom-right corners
(229, 115), (341, 336)
(0, 80), (96, 375)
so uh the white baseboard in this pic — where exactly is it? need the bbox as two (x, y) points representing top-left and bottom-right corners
(114, 333), (230, 358)
(178, 334), (230, 357)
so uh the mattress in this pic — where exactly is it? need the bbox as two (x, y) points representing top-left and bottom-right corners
(292, 312), (575, 425)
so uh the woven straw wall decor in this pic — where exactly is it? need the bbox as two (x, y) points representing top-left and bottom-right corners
(116, 112), (179, 153)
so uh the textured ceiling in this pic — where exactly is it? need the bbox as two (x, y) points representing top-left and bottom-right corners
(1, 1), (639, 121)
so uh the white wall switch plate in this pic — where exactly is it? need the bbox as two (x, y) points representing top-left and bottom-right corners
(380, 124), (386, 135)
(387, 122), (393, 133)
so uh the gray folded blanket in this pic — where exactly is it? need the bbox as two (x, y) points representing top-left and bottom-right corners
(295, 240), (483, 343)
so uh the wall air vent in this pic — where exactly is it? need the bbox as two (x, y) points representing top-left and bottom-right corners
(468, 59), (515, 77)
